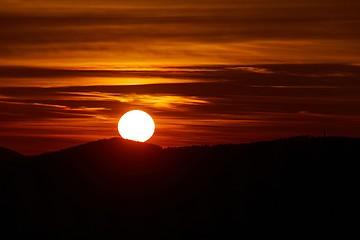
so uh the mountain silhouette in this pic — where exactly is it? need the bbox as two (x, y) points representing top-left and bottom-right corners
(0, 136), (358, 239)
(0, 146), (23, 161)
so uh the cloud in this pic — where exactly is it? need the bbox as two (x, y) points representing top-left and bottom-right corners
(1, 0), (360, 153)
(0, 1), (359, 66)
(2, 64), (360, 88)
(1, 63), (360, 154)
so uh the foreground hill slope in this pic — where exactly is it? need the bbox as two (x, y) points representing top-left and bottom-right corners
(0, 136), (358, 239)
(0, 146), (23, 161)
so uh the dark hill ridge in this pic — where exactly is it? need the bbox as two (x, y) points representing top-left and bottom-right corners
(0, 136), (358, 239)
(0, 146), (23, 161)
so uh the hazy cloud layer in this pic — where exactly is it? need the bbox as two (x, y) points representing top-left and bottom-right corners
(0, 0), (359, 66)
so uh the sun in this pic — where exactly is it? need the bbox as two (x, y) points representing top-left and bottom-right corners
(118, 110), (155, 142)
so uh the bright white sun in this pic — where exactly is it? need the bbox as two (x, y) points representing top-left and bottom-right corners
(118, 110), (155, 142)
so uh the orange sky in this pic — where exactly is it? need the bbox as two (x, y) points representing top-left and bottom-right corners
(0, 0), (360, 154)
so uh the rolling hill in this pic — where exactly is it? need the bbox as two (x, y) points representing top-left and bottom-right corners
(0, 146), (23, 161)
(0, 136), (358, 239)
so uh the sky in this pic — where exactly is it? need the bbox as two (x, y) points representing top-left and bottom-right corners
(0, 0), (360, 154)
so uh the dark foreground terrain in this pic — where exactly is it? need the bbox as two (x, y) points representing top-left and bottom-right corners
(0, 136), (358, 239)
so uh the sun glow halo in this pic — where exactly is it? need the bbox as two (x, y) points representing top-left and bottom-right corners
(118, 110), (155, 142)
